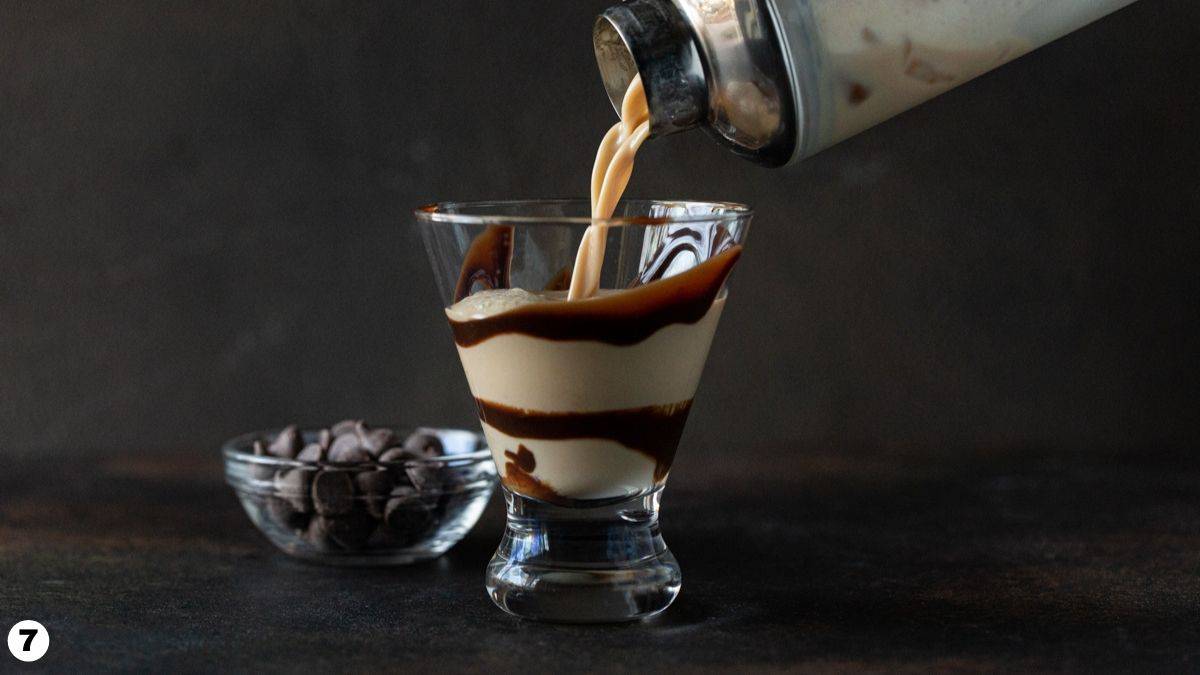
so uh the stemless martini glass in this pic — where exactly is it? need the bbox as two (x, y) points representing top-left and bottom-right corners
(416, 199), (751, 622)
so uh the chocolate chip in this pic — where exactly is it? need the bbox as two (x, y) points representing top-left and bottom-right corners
(305, 515), (336, 551)
(434, 461), (474, 518)
(330, 419), (364, 437)
(406, 462), (444, 493)
(266, 496), (310, 532)
(251, 440), (276, 480)
(847, 81), (870, 105)
(355, 469), (394, 518)
(387, 484), (423, 505)
(274, 468), (312, 513)
(377, 446), (422, 486)
(438, 465), (467, 496)
(360, 428), (395, 456)
(384, 486), (434, 541)
(331, 447), (372, 465)
(327, 434), (369, 463)
(268, 425), (302, 459)
(311, 469), (355, 516)
(296, 442), (325, 463)
(378, 446), (421, 463)
(403, 431), (444, 457)
(321, 510), (375, 550)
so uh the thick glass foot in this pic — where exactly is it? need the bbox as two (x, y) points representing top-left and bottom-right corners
(485, 486), (681, 623)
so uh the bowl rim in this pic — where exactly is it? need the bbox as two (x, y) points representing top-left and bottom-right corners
(414, 198), (753, 227)
(221, 426), (491, 469)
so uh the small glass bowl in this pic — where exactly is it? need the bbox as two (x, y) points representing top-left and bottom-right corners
(223, 426), (496, 566)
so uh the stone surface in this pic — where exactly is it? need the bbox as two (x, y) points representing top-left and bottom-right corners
(1, 445), (1198, 670)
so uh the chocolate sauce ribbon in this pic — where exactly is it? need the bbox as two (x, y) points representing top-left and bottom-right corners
(450, 245), (741, 347)
(476, 398), (691, 484)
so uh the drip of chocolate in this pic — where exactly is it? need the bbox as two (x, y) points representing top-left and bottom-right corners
(500, 467), (565, 505)
(500, 444), (566, 504)
(503, 444), (537, 473)
(453, 225), (514, 303)
(449, 245), (741, 347)
(477, 398), (691, 484)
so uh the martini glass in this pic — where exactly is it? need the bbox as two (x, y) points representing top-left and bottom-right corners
(416, 199), (751, 622)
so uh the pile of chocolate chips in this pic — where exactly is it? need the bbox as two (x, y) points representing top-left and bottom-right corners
(249, 420), (469, 552)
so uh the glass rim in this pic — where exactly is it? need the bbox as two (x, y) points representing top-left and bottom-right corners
(414, 198), (753, 227)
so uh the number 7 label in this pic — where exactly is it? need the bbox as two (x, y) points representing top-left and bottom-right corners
(7, 620), (49, 662)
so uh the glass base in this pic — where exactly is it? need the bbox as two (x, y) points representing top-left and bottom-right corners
(485, 486), (681, 623)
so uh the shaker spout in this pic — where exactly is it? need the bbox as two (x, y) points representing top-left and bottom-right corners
(593, 0), (709, 139)
(593, 0), (798, 166)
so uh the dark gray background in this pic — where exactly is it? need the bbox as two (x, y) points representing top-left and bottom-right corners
(1, 0), (1196, 461)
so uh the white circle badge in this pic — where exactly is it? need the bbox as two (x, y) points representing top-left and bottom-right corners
(7, 620), (49, 662)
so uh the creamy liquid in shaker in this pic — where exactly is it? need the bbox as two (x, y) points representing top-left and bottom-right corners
(594, 0), (1139, 165)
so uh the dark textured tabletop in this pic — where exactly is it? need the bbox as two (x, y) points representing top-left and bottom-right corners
(2, 444), (1198, 672)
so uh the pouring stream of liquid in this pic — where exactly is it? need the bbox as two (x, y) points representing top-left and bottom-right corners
(567, 75), (651, 300)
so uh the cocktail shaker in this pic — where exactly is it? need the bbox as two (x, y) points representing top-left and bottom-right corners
(594, 0), (1139, 165)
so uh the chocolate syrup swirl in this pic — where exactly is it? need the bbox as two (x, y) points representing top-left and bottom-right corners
(449, 245), (741, 347)
(476, 398), (692, 483)
(453, 225), (514, 303)
(631, 223), (735, 287)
